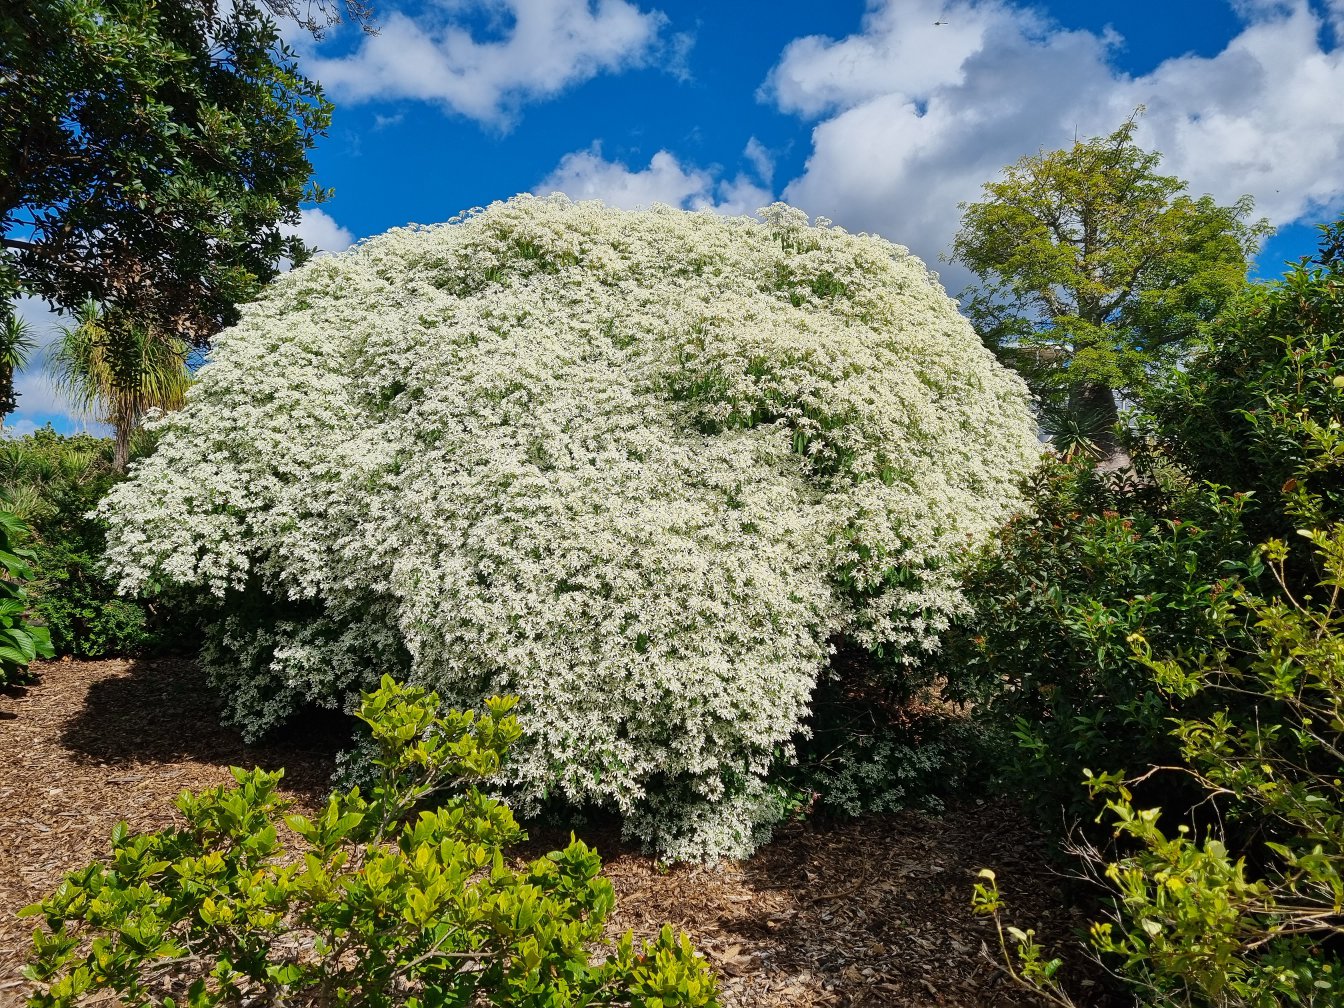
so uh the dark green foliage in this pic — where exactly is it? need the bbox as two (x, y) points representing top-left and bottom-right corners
(946, 456), (1257, 824)
(0, 0), (331, 346)
(22, 677), (720, 1008)
(1144, 222), (1344, 550)
(0, 508), (54, 684)
(0, 428), (183, 657)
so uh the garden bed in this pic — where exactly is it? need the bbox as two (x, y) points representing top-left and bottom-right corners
(0, 658), (1100, 1007)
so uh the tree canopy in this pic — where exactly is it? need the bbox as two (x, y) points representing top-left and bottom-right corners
(0, 0), (333, 351)
(51, 302), (192, 472)
(949, 113), (1269, 455)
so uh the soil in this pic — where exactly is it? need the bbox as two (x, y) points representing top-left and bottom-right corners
(0, 657), (1114, 1007)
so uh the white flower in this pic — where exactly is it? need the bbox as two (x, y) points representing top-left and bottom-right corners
(99, 195), (1040, 860)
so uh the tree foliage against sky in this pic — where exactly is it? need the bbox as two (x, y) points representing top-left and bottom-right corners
(949, 113), (1269, 452)
(50, 302), (191, 472)
(0, 0), (333, 349)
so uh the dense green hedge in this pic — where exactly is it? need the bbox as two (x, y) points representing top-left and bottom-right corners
(0, 427), (188, 658)
(961, 221), (1344, 1006)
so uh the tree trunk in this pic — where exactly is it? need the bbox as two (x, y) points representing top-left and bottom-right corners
(113, 421), (131, 473)
(1069, 382), (1131, 471)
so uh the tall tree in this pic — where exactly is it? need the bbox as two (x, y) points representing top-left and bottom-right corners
(949, 112), (1270, 458)
(0, 313), (35, 424)
(0, 0), (334, 352)
(50, 301), (191, 472)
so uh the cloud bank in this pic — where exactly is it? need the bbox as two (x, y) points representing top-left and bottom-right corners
(533, 141), (773, 216)
(308, 0), (669, 126)
(761, 0), (1344, 291)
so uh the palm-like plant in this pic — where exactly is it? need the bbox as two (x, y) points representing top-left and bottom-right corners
(48, 301), (191, 471)
(0, 312), (38, 423)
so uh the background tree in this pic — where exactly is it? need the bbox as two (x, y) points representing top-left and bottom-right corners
(50, 301), (191, 472)
(0, 312), (35, 423)
(949, 112), (1269, 458)
(257, 0), (377, 37)
(0, 0), (334, 352)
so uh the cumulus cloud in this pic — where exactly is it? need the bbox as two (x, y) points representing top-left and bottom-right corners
(289, 207), (356, 256)
(534, 141), (773, 215)
(765, 0), (1344, 294)
(308, 0), (668, 126)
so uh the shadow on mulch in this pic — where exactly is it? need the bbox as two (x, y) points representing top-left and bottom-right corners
(2, 658), (1126, 1007)
(57, 657), (343, 801)
(517, 805), (1125, 1007)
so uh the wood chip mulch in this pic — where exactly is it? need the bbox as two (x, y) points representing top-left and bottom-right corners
(0, 658), (1116, 1007)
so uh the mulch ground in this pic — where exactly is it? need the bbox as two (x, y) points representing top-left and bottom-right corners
(0, 658), (1115, 1007)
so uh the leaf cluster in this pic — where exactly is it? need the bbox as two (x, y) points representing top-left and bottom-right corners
(0, 0), (332, 344)
(20, 676), (720, 1008)
(0, 507), (54, 683)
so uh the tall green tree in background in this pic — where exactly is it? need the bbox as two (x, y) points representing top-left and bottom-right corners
(0, 312), (35, 423)
(949, 112), (1270, 459)
(0, 0), (334, 367)
(50, 302), (191, 472)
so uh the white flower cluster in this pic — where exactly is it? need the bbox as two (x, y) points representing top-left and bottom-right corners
(99, 196), (1039, 861)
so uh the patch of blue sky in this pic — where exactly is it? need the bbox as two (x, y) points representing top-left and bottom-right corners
(9, 0), (1344, 431)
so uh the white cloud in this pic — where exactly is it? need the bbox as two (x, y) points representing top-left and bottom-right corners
(290, 207), (355, 256)
(534, 144), (771, 215)
(743, 136), (774, 185)
(766, 0), (1344, 295)
(308, 0), (668, 126)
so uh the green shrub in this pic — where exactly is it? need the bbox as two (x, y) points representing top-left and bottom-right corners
(967, 220), (1344, 1008)
(20, 676), (719, 1008)
(975, 526), (1344, 1008)
(0, 508), (54, 683)
(945, 455), (1256, 824)
(0, 428), (177, 657)
(1083, 524), (1344, 1007)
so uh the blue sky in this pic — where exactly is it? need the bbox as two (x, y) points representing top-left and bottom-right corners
(11, 0), (1344, 434)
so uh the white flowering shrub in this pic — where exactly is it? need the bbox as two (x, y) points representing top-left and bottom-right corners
(99, 196), (1039, 861)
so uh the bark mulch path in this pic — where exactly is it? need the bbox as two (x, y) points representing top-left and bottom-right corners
(0, 657), (1107, 1007)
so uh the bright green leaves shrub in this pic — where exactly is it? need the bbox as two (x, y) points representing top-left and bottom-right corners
(1080, 524), (1344, 1007)
(21, 677), (720, 1008)
(0, 508), (54, 682)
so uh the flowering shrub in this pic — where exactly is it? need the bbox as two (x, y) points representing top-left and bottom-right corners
(98, 196), (1038, 859)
